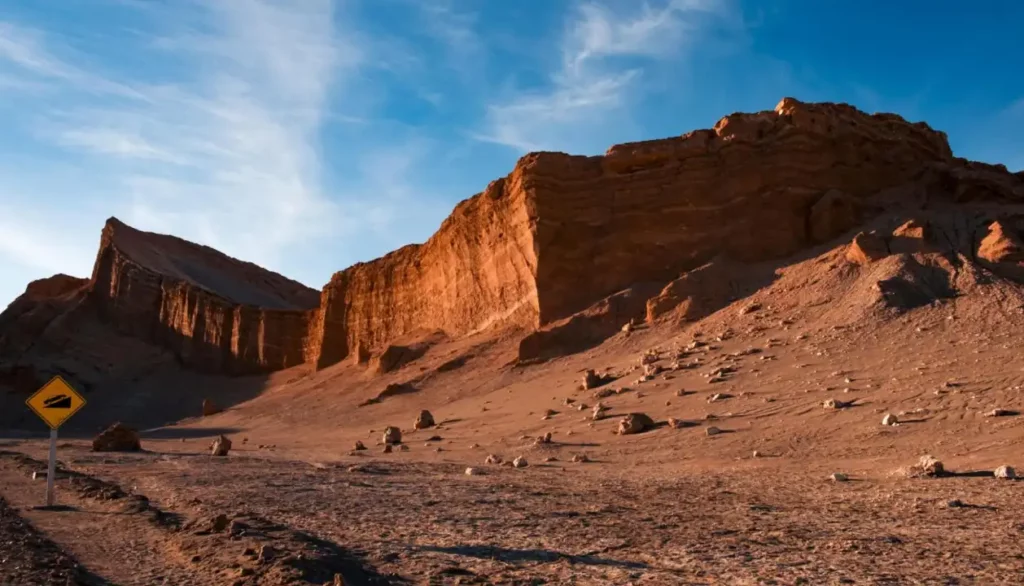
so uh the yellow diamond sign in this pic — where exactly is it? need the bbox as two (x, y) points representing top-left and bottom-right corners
(26, 375), (87, 429)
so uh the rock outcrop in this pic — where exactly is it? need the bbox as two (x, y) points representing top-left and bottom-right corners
(4, 97), (1024, 383)
(89, 219), (321, 374)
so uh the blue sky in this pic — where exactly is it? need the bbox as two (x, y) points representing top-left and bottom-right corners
(1, 0), (1022, 309)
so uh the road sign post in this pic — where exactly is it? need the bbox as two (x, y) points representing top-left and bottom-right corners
(25, 376), (87, 508)
(46, 428), (57, 506)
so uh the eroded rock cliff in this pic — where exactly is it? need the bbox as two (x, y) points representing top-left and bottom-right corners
(88, 219), (320, 374)
(4, 97), (1024, 380)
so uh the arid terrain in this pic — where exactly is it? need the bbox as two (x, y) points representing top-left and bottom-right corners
(2, 99), (1024, 585)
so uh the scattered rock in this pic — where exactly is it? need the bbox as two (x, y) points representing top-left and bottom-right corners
(465, 467), (478, 476)
(986, 408), (1015, 417)
(572, 454), (590, 463)
(399, 444), (409, 452)
(617, 413), (654, 435)
(592, 404), (607, 420)
(846, 231), (889, 264)
(910, 455), (945, 477)
(257, 545), (276, 564)
(882, 413), (899, 426)
(210, 514), (230, 532)
(91, 423), (142, 452)
(705, 426), (722, 436)
(994, 465), (1016, 479)
(823, 398), (851, 410)
(201, 399), (222, 416)
(485, 454), (502, 465)
(830, 472), (849, 482)
(512, 456), (528, 468)
(752, 450), (762, 458)
(536, 432), (553, 444)
(382, 426), (402, 445)
(582, 369), (602, 389)
(210, 435), (232, 457)
(413, 410), (435, 430)
(382, 444), (393, 454)
(353, 441), (367, 451)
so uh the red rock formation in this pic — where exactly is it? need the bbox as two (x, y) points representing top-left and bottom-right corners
(312, 177), (539, 369)
(88, 219), (320, 374)
(7, 97), (1024, 378)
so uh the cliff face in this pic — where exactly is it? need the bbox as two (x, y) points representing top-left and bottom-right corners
(527, 98), (954, 323)
(4, 97), (1022, 381)
(88, 219), (320, 374)
(311, 176), (539, 369)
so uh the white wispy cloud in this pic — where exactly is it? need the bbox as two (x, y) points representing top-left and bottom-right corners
(0, 1), (360, 284)
(476, 0), (741, 154)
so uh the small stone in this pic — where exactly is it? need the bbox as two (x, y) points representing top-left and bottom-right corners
(382, 444), (393, 454)
(414, 410), (435, 430)
(210, 435), (232, 457)
(592, 404), (607, 420)
(882, 413), (899, 426)
(238, 568), (254, 577)
(617, 413), (654, 435)
(465, 467), (478, 476)
(399, 444), (409, 451)
(830, 472), (849, 482)
(912, 455), (944, 477)
(583, 369), (602, 390)
(382, 426), (402, 445)
(332, 573), (346, 586)
(571, 454), (589, 463)
(257, 545), (276, 563)
(202, 399), (222, 416)
(485, 454), (502, 465)
(752, 450), (761, 458)
(675, 389), (687, 397)
(512, 456), (528, 468)
(353, 441), (366, 451)
(705, 426), (722, 436)
(210, 514), (230, 532)
(986, 408), (1014, 417)
(994, 465), (1016, 479)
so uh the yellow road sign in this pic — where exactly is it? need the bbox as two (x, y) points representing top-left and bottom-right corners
(26, 376), (86, 429)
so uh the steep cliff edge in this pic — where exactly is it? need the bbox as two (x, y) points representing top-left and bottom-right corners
(4, 97), (1024, 385)
(88, 219), (321, 374)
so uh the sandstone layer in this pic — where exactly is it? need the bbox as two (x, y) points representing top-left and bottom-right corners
(3, 97), (1024, 385)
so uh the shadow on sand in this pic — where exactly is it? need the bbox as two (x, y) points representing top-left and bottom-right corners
(415, 544), (649, 570)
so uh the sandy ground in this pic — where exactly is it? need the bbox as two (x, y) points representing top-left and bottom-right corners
(4, 246), (1024, 584)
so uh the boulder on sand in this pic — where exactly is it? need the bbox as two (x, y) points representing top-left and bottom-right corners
(413, 410), (435, 430)
(202, 399), (222, 416)
(210, 435), (232, 457)
(92, 423), (142, 452)
(617, 413), (655, 435)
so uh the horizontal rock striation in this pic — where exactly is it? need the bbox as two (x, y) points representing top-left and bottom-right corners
(312, 177), (539, 369)
(5, 97), (1024, 378)
(88, 219), (320, 374)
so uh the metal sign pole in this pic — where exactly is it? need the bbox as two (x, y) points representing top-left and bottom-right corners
(46, 428), (57, 507)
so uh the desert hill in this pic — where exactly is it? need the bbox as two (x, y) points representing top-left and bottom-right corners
(3, 98), (1024, 584)
(2, 98), (1024, 432)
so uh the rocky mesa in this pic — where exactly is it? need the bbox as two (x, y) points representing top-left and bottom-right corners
(3, 97), (1024, 388)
